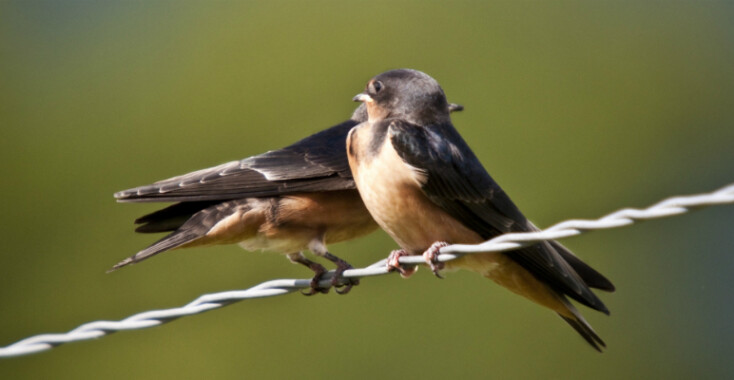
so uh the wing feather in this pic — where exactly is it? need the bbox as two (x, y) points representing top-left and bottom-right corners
(115, 120), (359, 202)
(388, 120), (611, 312)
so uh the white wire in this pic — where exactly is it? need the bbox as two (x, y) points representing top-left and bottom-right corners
(1, 182), (733, 358)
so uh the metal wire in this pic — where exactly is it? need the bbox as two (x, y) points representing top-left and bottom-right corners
(1, 182), (733, 358)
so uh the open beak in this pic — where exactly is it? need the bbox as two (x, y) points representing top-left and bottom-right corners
(352, 93), (373, 103)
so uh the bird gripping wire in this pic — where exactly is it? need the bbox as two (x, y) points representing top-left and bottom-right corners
(1, 182), (733, 358)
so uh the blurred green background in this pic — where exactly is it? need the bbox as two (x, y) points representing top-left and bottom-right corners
(2, 1), (734, 378)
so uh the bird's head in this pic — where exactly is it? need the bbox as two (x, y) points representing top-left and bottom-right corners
(353, 69), (451, 126)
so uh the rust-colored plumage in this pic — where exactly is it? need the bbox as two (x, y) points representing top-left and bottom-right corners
(348, 69), (613, 350)
(114, 103), (463, 294)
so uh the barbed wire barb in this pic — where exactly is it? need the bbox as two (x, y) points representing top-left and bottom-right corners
(1, 182), (733, 358)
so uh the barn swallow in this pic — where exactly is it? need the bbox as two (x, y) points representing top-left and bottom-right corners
(348, 69), (614, 350)
(113, 103), (464, 295)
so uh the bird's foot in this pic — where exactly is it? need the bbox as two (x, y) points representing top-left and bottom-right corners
(332, 259), (359, 295)
(386, 249), (417, 278)
(423, 241), (448, 279)
(300, 262), (331, 296)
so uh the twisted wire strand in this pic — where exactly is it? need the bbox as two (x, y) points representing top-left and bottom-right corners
(1, 183), (733, 358)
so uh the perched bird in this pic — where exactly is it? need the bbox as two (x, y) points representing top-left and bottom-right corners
(347, 69), (614, 350)
(113, 103), (463, 294)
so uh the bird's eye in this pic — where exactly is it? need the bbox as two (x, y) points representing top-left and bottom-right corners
(371, 81), (383, 94)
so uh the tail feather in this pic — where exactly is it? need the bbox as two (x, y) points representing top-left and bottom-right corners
(134, 201), (220, 233)
(516, 241), (610, 314)
(110, 199), (253, 272)
(558, 297), (606, 352)
(518, 222), (614, 313)
(550, 241), (615, 292)
(108, 230), (203, 272)
(559, 315), (605, 352)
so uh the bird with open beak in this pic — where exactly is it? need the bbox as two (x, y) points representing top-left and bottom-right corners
(347, 69), (614, 350)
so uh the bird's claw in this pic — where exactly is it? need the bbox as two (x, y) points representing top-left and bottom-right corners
(423, 241), (448, 278)
(298, 262), (330, 296)
(386, 249), (417, 278)
(332, 261), (359, 295)
(301, 273), (331, 296)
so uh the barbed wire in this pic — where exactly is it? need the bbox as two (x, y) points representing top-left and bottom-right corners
(1, 182), (733, 358)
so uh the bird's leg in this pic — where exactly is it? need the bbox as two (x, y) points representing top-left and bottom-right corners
(287, 252), (329, 296)
(308, 240), (359, 295)
(422, 241), (449, 279)
(386, 249), (418, 278)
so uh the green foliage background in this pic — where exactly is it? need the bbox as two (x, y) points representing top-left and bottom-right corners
(2, 1), (734, 378)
